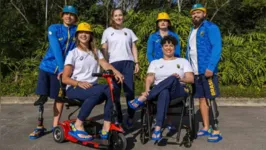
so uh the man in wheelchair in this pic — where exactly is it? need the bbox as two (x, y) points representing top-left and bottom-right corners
(128, 35), (194, 141)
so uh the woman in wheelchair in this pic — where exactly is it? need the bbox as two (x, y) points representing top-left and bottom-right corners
(62, 22), (124, 141)
(128, 35), (194, 140)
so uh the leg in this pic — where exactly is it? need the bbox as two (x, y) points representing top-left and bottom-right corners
(102, 86), (113, 131)
(193, 75), (212, 137)
(122, 61), (135, 125)
(67, 85), (107, 141)
(202, 75), (222, 135)
(49, 72), (63, 128)
(29, 70), (49, 139)
(199, 98), (210, 131)
(152, 89), (170, 140)
(53, 101), (64, 127)
(111, 62), (123, 123)
(128, 76), (180, 109)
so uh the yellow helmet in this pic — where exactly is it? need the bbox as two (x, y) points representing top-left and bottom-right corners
(157, 12), (170, 21)
(76, 22), (92, 32)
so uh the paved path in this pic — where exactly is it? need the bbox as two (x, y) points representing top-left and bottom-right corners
(0, 104), (266, 150)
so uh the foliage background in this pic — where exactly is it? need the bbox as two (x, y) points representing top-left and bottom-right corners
(0, 0), (266, 97)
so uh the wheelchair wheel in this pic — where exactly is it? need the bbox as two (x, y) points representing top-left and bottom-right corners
(140, 105), (154, 144)
(53, 126), (65, 143)
(109, 131), (127, 150)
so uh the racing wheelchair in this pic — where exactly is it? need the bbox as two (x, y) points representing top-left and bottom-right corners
(139, 86), (196, 148)
(52, 70), (127, 150)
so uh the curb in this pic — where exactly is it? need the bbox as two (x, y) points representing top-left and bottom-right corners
(0, 96), (266, 106)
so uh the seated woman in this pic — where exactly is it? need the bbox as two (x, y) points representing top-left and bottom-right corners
(128, 35), (194, 141)
(62, 22), (124, 141)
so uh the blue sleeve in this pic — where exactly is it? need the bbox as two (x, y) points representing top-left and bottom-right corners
(147, 35), (154, 63)
(173, 33), (181, 57)
(207, 25), (222, 72)
(48, 25), (64, 73)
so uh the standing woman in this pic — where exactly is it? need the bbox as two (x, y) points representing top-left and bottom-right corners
(101, 8), (139, 128)
(147, 12), (181, 63)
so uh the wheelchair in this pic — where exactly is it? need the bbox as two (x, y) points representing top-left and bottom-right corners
(139, 85), (196, 148)
(52, 70), (127, 150)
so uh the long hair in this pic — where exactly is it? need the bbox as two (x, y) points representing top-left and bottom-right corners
(75, 32), (98, 61)
(110, 8), (123, 29)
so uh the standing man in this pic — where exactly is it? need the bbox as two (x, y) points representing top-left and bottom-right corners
(186, 4), (223, 143)
(29, 5), (78, 139)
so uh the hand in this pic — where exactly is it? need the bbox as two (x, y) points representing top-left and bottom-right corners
(141, 90), (150, 97)
(114, 72), (124, 84)
(205, 69), (213, 78)
(77, 81), (93, 89)
(57, 72), (63, 80)
(172, 73), (180, 79)
(134, 64), (139, 73)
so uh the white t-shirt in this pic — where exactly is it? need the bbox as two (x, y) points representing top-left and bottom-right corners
(147, 58), (193, 85)
(64, 47), (104, 88)
(101, 27), (138, 63)
(189, 28), (199, 75)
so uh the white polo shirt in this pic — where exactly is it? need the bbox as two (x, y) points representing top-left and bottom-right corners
(64, 47), (104, 88)
(101, 27), (138, 63)
(147, 58), (193, 85)
(189, 28), (199, 75)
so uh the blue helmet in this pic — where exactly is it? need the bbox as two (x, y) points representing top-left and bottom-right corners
(190, 4), (206, 14)
(61, 5), (78, 17)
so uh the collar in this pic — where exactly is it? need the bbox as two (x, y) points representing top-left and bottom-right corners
(155, 30), (174, 36)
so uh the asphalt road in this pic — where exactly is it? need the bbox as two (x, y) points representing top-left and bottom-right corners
(0, 104), (266, 150)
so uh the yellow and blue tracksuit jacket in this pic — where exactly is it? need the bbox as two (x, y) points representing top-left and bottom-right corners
(186, 20), (222, 74)
(39, 24), (77, 74)
(147, 30), (181, 63)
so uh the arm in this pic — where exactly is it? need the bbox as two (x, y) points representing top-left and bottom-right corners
(180, 72), (194, 84)
(101, 43), (109, 62)
(48, 25), (64, 73)
(147, 35), (154, 63)
(207, 25), (222, 72)
(62, 65), (92, 89)
(145, 73), (155, 92)
(99, 58), (124, 83)
(132, 42), (139, 73)
(101, 29), (109, 62)
(62, 65), (77, 86)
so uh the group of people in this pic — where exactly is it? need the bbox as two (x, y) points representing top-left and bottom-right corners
(29, 3), (223, 143)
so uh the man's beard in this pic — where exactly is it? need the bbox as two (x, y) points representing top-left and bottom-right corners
(192, 17), (205, 27)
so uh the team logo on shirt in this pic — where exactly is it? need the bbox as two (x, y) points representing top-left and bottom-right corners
(58, 37), (63, 41)
(72, 37), (76, 41)
(111, 33), (114, 36)
(156, 39), (160, 43)
(200, 31), (204, 37)
(79, 56), (84, 61)
(124, 32), (127, 36)
(159, 65), (164, 68)
(176, 64), (180, 69)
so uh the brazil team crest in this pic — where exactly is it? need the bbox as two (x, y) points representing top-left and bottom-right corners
(200, 31), (204, 37)
(176, 64), (180, 69)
